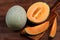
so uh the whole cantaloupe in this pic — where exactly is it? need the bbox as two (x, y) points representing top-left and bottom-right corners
(6, 5), (27, 30)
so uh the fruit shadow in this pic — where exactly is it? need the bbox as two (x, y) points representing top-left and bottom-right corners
(20, 33), (34, 40)
(48, 37), (54, 40)
(26, 18), (48, 27)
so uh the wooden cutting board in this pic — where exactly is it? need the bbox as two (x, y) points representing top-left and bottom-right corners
(0, 0), (60, 40)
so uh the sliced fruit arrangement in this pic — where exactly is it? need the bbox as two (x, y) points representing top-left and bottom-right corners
(24, 21), (49, 35)
(49, 17), (57, 38)
(27, 2), (50, 23)
(24, 11), (57, 35)
(20, 2), (57, 39)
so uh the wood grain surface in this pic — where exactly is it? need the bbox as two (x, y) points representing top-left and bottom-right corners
(0, 0), (60, 40)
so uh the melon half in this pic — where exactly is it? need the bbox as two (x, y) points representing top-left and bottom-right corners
(27, 2), (50, 23)
(25, 21), (49, 35)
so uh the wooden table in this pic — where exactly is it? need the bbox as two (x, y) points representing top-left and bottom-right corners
(0, 0), (60, 40)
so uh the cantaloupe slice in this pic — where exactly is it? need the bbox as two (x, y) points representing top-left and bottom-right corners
(25, 21), (49, 35)
(49, 17), (57, 38)
(20, 29), (45, 40)
(27, 2), (50, 23)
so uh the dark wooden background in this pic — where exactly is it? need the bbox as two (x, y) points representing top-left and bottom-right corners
(0, 0), (60, 40)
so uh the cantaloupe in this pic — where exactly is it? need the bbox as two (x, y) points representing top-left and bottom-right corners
(6, 5), (27, 30)
(25, 21), (49, 35)
(49, 17), (57, 38)
(27, 2), (50, 23)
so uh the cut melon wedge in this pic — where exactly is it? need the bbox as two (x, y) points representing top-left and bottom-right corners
(49, 17), (57, 38)
(25, 21), (49, 35)
(20, 29), (45, 40)
(27, 2), (50, 23)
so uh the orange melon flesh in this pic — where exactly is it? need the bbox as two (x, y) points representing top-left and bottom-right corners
(49, 17), (57, 38)
(27, 2), (50, 23)
(25, 21), (49, 35)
